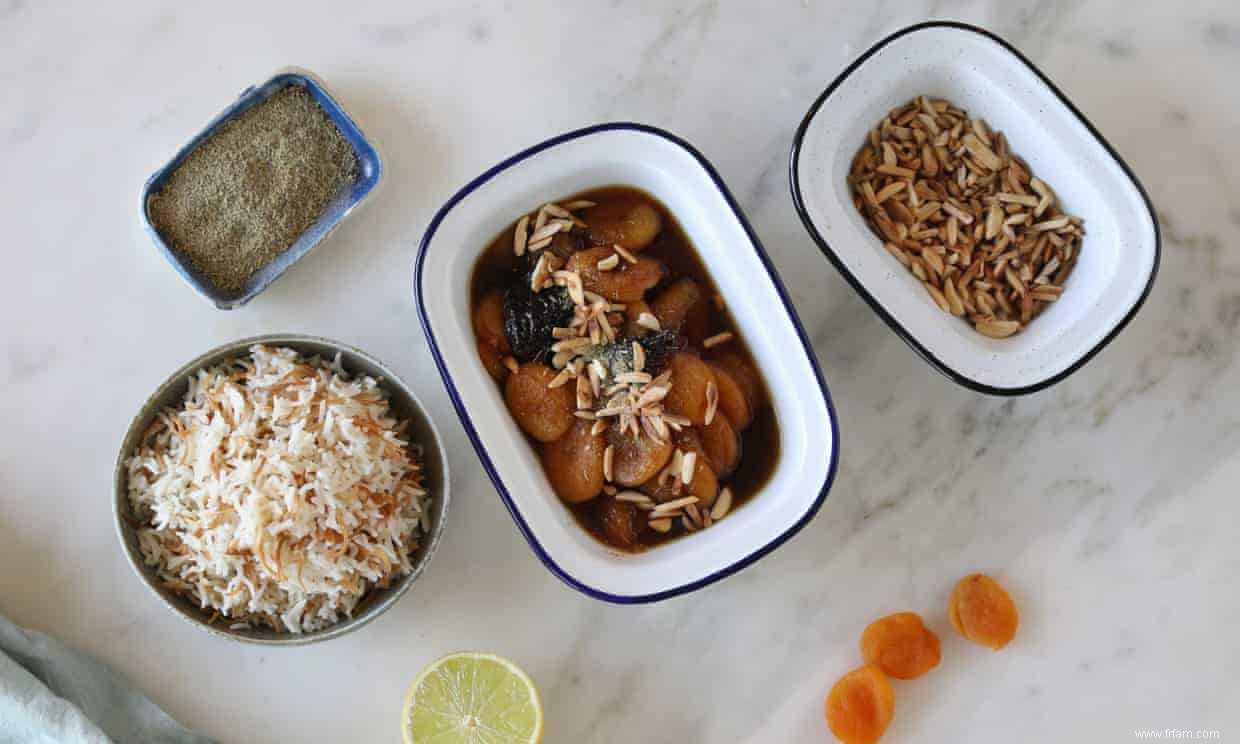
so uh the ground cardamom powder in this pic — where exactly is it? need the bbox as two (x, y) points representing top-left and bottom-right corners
(148, 86), (359, 293)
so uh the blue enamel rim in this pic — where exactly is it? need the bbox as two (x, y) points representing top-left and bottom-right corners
(415, 122), (841, 603)
(789, 20), (1161, 396)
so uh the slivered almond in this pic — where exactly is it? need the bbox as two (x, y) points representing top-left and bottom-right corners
(850, 96), (1083, 339)
(943, 279), (965, 316)
(603, 445), (615, 483)
(547, 367), (575, 389)
(513, 214), (530, 256)
(925, 283), (950, 312)
(877, 163), (916, 178)
(528, 221), (563, 245)
(652, 495), (699, 514)
(975, 319), (1021, 338)
(613, 244), (638, 264)
(874, 181), (906, 204)
(711, 487), (733, 520)
(680, 452), (697, 485)
(649, 517), (672, 533)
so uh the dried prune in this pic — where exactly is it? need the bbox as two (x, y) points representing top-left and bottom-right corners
(825, 665), (894, 744)
(503, 282), (574, 362)
(541, 419), (605, 503)
(860, 612), (941, 680)
(504, 363), (575, 442)
(593, 329), (682, 378)
(949, 573), (1019, 650)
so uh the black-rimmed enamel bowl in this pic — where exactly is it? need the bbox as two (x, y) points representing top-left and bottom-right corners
(790, 21), (1159, 395)
(415, 123), (839, 603)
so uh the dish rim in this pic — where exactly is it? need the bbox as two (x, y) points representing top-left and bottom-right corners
(139, 67), (384, 310)
(113, 333), (449, 645)
(414, 121), (841, 603)
(788, 20), (1161, 396)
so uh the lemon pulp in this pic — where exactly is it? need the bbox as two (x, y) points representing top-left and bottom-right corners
(402, 651), (543, 744)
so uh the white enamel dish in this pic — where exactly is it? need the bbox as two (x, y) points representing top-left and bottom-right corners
(791, 21), (1160, 395)
(416, 123), (839, 603)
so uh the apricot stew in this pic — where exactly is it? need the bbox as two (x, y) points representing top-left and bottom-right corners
(470, 186), (778, 552)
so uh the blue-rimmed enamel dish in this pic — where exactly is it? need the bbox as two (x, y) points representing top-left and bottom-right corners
(416, 123), (839, 603)
(141, 68), (383, 310)
(791, 22), (1159, 395)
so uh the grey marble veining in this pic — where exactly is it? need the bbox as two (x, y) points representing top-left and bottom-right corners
(2, 1), (1238, 742)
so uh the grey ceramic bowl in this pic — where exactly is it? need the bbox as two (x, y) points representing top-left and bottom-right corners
(113, 334), (449, 645)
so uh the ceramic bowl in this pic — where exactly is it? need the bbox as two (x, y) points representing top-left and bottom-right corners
(114, 334), (449, 645)
(416, 123), (839, 603)
(790, 21), (1159, 394)
(140, 68), (383, 310)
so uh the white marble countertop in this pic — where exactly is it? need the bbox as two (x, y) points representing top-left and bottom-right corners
(3, 1), (1238, 742)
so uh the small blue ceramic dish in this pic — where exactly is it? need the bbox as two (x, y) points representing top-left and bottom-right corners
(140, 68), (382, 310)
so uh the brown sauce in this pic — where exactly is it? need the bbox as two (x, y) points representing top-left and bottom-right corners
(470, 186), (780, 552)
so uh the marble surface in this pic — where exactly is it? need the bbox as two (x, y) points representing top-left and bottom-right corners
(2, 1), (1238, 742)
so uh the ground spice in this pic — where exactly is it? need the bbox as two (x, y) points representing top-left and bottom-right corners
(148, 86), (358, 292)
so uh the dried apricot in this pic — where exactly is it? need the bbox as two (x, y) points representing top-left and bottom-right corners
(639, 430), (719, 509)
(586, 200), (662, 251)
(705, 363), (751, 432)
(472, 290), (510, 353)
(706, 349), (764, 414)
(860, 612), (941, 680)
(663, 353), (717, 426)
(949, 573), (1019, 650)
(609, 426), (674, 487)
(675, 429), (719, 508)
(623, 299), (655, 337)
(599, 496), (642, 547)
(504, 363), (575, 442)
(476, 339), (508, 383)
(698, 414), (740, 478)
(650, 277), (702, 331)
(824, 665), (894, 744)
(566, 246), (664, 302)
(541, 419), (605, 503)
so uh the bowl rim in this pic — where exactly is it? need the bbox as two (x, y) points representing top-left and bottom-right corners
(414, 121), (841, 603)
(139, 67), (385, 311)
(788, 20), (1161, 396)
(113, 333), (449, 645)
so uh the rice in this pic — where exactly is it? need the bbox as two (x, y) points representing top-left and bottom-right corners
(125, 345), (429, 634)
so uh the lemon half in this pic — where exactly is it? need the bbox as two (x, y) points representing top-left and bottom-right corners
(402, 651), (543, 744)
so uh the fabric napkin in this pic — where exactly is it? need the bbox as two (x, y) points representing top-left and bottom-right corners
(0, 614), (216, 744)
